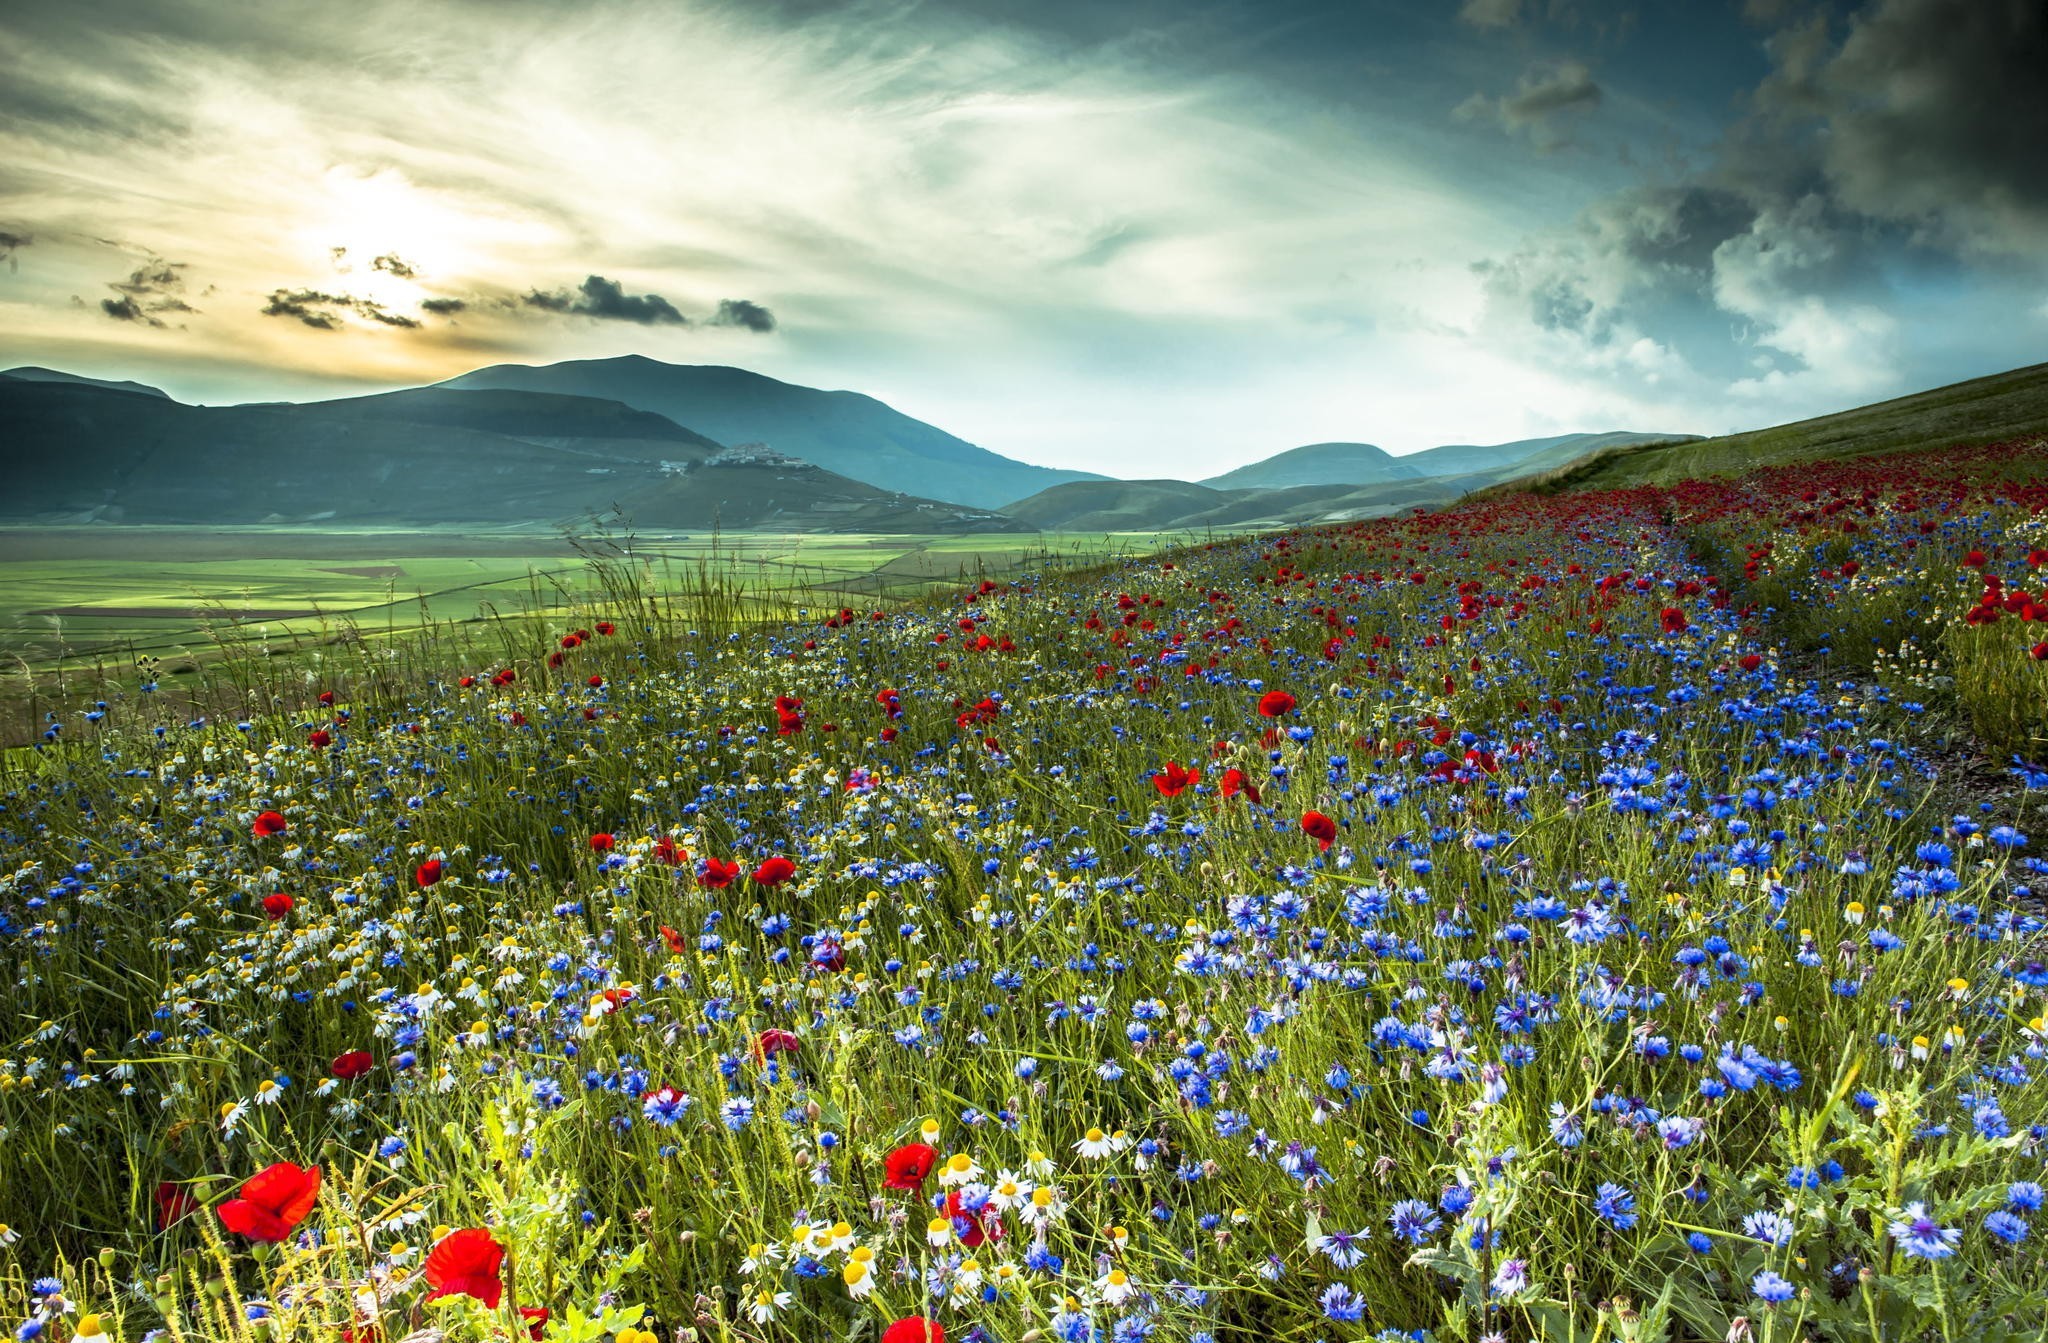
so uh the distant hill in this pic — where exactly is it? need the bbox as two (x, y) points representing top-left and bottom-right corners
(3, 364), (170, 399)
(438, 355), (1101, 509)
(1398, 431), (1693, 480)
(1001, 472), (1478, 533)
(1201, 442), (1420, 491)
(1204, 431), (1692, 492)
(0, 378), (1026, 533)
(1491, 363), (2048, 495)
(1002, 480), (1237, 531)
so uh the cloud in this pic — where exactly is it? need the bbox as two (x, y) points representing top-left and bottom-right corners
(710, 298), (776, 332)
(513, 276), (774, 330)
(370, 252), (417, 279)
(100, 293), (152, 323)
(1454, 60), (1602, 148)
(0, 229), (29, 272)
(523, 273), (688, 325)
(420, 296), (466, 315)
(96, 256), (197, 327)
(260, 287), (420, 330)
(1800, 0), (2048, 257)
(1458, 0), (1522, 30)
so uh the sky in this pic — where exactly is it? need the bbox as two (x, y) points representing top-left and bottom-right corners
(1, 0), (2044, 478)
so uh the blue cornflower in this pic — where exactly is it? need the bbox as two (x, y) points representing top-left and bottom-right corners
(1388, 1199), (1442, 1244)
(1319, 1284), (1366, 1322)
(2008, 1181), (2045, 1212)
(1686, 1231), (1714, 1254)
(1593, 1182), (1637, 1230)
(1888, 1203), (1960, 1259)
(1984, 1210), (2029, 1244)
(1752, 1271), (1796, 1304)
(720, 1096), (755, 1130)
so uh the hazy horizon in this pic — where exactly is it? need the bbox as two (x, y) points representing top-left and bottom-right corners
(2, 0), (2044, 477)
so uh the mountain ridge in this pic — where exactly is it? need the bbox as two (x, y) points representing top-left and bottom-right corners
(437, 354), (1102, 509)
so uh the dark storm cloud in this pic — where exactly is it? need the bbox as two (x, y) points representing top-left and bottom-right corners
(710, 298), (777, 332)
(1798, 0), (2048, 256)
(1472, 0), (2045, 393)
(260, 288), (419, 330)
(0, 230), (28, 272)
(371, 252), (418, 279)
(420, 296), (467, 315)
(523, 274), (689, 325)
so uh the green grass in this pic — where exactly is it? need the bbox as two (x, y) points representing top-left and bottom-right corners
(1489, 361), (2048, 494)
(0, 527), (1177, 745)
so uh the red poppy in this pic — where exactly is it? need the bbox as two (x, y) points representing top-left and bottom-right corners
(331, 1050), (374, 1080)
(752, 855), (797, 887)
(1257, 690), (1297, 717)
(560, 634), (582, 650)
(424, 1227), (505, 1309)
(318, 690), (335, 706)
(308, 729), (332, 750)
(216, 1161), (321, 1242)
(520, 1308), (550, 1340)
(659, 924), (687, 954)
(880, 726), (900, 743)
(2033, 641), (2048, 661)
(414, 858), (443, 887)
(943, 1188), (1002, 1248)
(1659, 607), (1689, 634)
(653, 836), (687, 867)
(252, 810), (288, 837)
(1219, 767), (1261, 805)
(1738, 653), (1763, 672)
(883, 1142), (938, 1191)
(595, 622), (616, 636)
(1965, 550), (1988, 568)
(698, 857), (740, 889)
(587, 674), (604, 688)
(1300, 810), (1337, 850)
(881, 1320), (944, 1343)
(155, 1180), (198, 1230)
(261, 893), (294, 920)
(1151, 761), (1199, 798)
(589, 832), (615, 852)
(752, 1029), (801, 1063)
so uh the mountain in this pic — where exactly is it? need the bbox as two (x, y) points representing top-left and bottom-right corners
(0, 378), (1026, 533)
(3, 364), (170, 399)
(1001, 480), (1238, 531)
(1493, 362), (2048, 496)
(1398, 431), (1693, 480)
(1001, 472), (1477, 533)
(1200, 442), (1419, 491)
(437, 355), (1101, 509)
(1203, 431), (1691, 492)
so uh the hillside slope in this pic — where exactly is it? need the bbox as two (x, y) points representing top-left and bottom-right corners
(0, 379), (1024, 532)
(1502, 362), (2048, 494)
(438, 355), (1100, 508)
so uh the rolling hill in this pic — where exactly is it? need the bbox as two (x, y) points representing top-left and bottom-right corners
(3, 364), (171, 399)
(1201, 442), (1420, 490)
(0, 379), (1026, 533)
(437, 355), (1101, 509)
(1204, 431), (1692, 492)
(1495, 362), (2048, 495)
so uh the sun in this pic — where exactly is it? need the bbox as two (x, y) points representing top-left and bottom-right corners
(292, 166), (498, 314)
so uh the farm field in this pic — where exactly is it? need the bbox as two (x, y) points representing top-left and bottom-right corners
(0, 527), (1178, 744)
(2, 437), (2047, 1343)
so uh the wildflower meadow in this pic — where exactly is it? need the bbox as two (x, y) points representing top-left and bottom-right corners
(4, 437), (2048, 1343)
